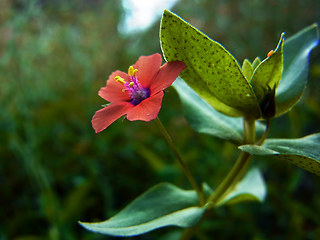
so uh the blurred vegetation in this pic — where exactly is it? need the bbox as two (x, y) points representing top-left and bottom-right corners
(0, 0), (319, 239)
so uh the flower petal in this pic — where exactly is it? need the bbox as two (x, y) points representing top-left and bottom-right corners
(92, 102), (133, 133)
(99, 70), (131, 102)
(150, 61), (186, 94)
(133, 53), (163, 88)
(126, 91), (164, 121)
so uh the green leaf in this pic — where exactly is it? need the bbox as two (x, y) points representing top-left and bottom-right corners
(275, 23), (319, 117)
(173, 78), (266, 145)
(252, 57), (261, 70)
(241, 59), (254, 80)
(218, 168), (266, 206)
(251, 33), (284, 103)
(79, 183), (206, 237)
(239, 133), (320, 176)
(160, 10), (260, 118)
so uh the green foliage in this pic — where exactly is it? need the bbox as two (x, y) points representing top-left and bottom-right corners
(218, 168), (266, 205)
(241, 59), (254, 80)
(173, 78), (265, 145)
(240, 134), (320, 176)
(250, 33), (284, 103)
(250, 34), (284, 118)
(160, 9), (261, 118)
(80, 169), (266, 237)
(1, 0), (320, 240)
(276, 23), (320, 117)
(161, 10), (319, 121)
(80, 183), (206, 236)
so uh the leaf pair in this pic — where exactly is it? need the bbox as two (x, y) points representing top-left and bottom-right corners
(160, 9), (319, 120)
(79, 168), (265, 237)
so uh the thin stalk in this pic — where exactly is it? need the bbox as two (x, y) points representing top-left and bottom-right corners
(256, 118), (271, 145)
(155, 117), (204, 205)
(243, 117), (256, 144)
(207, 151), (252, 207)
(207, 117), (256, 207)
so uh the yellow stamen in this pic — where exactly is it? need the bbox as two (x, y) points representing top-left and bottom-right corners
(128, 66), (134, 76)
(267, 50), (274, 58)
(129, 82), (134, 87)
(132, 69), (138, 77)
(128, 66), (138, 77)
(115, 76), (126, 84)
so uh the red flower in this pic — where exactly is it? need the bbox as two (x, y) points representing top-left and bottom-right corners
(92, 53), (186, 133)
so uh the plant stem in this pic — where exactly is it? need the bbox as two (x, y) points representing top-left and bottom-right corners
(179, 118), (257, 239)
(207, 117), (256, 207)
(256, 118), (271, 145)
(207, 151), (252, 207)
(155, 117), (204, 205)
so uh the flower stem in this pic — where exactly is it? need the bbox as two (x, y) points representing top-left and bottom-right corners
(155, 117), (204, 205)
(207, 117), (256, 207)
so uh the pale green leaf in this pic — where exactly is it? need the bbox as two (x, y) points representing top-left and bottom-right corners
(160, 9), (260, 118)
(275, 23), (319, 117)
(79, 183), (206, 237)
(218, 168), (266, 206)
(239, 133), (320, 175)
(173, 78), (266, 145)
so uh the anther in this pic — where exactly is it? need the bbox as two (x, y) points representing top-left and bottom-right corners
(132, 69), (138, 77)
(115, 76), (126, 84)
(128, 66), (134, 76)
(128, 66), (138, 77)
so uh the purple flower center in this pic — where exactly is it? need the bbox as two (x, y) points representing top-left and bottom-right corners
(124, 76), (150, 105)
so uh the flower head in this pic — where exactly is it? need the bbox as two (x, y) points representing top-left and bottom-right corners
(92, 53), (186, 133)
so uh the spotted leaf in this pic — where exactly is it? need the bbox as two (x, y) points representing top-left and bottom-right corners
(160, 9), (260, 118)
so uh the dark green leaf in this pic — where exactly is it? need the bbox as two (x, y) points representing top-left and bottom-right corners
(239, 133), (320, 175)
(173, 78), (266, 144)
(275, 23), (319, 117)
(79, 183), (206, 237)
(160, 10), (260, 118)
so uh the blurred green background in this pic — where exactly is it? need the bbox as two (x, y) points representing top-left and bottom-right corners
(1, 0), (320, 239)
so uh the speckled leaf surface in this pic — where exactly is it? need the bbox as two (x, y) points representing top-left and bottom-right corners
(160, 10), (260, 118)
(275, 23), (319, 117)
(239, 134), (320, 176)
(251, 33), (284, 103)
